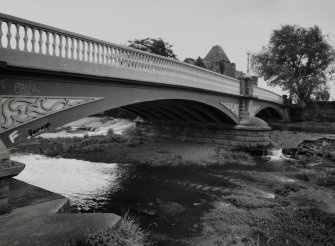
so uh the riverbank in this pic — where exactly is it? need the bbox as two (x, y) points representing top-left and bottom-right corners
(10, 117), (335, 246)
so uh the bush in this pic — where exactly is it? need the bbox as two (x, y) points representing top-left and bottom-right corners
(214, 146), (255, 165)
(67, 212), (153, 246)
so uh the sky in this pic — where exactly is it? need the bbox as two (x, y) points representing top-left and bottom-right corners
(1, 0), (335, 98)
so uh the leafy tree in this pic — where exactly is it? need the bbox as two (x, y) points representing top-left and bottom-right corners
(252, 25), (335, 106)
(128, 38), (177, 59)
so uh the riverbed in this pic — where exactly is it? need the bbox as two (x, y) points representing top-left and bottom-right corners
(10, 117), (335, 245)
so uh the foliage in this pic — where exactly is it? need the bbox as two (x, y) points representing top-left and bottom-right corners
(201, 200), (335, 246)
(214, 146), (255, 165)
(67, 212), (153, 246)
(272, 183), (305, 196)
(252, 25), (335, 106)
(128, 38), (177, 59)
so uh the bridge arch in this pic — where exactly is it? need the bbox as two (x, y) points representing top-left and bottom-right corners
(121, 99), (237, 125)
(255, 105), (283, 121)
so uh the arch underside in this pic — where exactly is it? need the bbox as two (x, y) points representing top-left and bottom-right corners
(255, 106), (283, 121)
(121, 99), (236, 125)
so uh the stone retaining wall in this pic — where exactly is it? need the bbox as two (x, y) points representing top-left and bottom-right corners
(136, 121), (270, 148)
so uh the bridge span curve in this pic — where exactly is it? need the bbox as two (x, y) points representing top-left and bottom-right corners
(0, 12), (286, 149)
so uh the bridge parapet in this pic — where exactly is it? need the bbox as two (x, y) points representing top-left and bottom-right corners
(0, 13), (241, 95)
(253, 86), (284, 105)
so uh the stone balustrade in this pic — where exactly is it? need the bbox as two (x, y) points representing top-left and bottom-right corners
(0, 13), (243, 96)
(253, 86), (284, 105)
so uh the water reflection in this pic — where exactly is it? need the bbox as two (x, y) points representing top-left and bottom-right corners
(12, 154), (126, 208)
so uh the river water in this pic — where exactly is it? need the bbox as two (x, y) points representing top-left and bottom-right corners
(12, 152), (283, 245)
(13, 154), (129, 210)
(12, 153), (234, 244)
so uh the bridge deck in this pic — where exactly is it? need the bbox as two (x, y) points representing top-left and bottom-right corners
(0, 13), (283, 104)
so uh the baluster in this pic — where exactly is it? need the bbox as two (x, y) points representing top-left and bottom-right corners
(126, 51), (129, 67)
(145, 55), (148, 70)
(0, 20), (3, 48)
(87, 42), (91, 62)
(64, 36), (69, 58)
(129, 51), (133, 68)
(76, 39), (80, 60)
(129, 52), (133, 68)
(31, 28), (36, 53)
(93, 43), (97, 63)
(117, 49), (121, 66)
(92, 43), (97, 63)
(127, 50), (130, 67)
(131, 52), (135, 68)
(112, 48), (116, 65)
(82, 41), (86, 61)
(119, 49), (123, 66)
(134, 53), (138, 69)
(45, 31), (50, 55)
(70, 37), (74, 59)
(106, 47), (110, 64)
(98, 44), (101, 63)
(6, 21), (12, 49)
(91, 43), (95, 63)
(123, 50), (126, 67)
(0, 20), (2, 48)
(14, 23), (20, 50)
(123, 50), (127, 67)
(101, 45), (104, 64)
(112, 48), (117, 65)
(138, 54), (142, 69)
(101, 45), (105, 64)
(23, 26), (28, 52)
(96, 44), (99, 63)
(91, 42), (95, 62)
(106, 46), (110, 64)
(59, 35), (64, 57)
(38, 29), (43, 54)
(119, 49), (122, 66)
(52, 33), (57, 56)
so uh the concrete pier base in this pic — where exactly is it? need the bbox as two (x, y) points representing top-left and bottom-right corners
(136, 120), (271, 148)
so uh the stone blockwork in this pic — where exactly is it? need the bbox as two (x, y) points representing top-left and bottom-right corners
(136, 121), (271, 148)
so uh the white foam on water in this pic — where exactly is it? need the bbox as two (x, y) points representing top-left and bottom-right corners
(12, 154), (122, 206)
(39, 118), (135, 139)
(268, 148), (292, 161)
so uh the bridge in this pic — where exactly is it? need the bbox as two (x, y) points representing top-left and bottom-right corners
(0, 13), (287, 214)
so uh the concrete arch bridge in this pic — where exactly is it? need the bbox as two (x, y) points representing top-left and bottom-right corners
(0, 13), (287, 213)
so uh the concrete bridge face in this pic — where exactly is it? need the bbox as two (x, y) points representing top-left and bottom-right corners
(0, 13), (286, 213)
(0, 67), (284, 149)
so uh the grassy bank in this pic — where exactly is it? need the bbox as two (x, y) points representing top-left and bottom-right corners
(67, 212), (153, 246)
(13, 127), (255, 167)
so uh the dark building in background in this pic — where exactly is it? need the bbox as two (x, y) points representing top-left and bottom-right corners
(184, 45), (257, 85)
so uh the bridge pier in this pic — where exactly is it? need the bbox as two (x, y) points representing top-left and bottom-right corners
(136, 120), (271, 148)
(0, 140), (25, 214)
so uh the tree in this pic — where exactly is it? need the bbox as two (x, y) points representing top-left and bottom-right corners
(252, 25), (335, 106)
(128, 38), (177, 59)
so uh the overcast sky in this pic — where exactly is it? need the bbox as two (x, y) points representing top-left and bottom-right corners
(1, 0), (335, 98)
